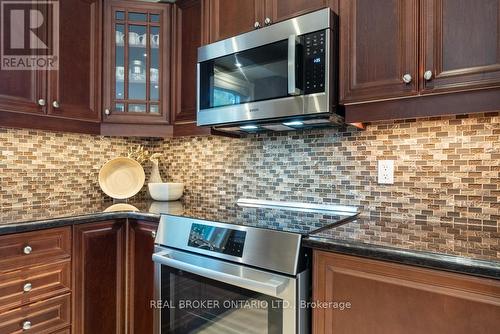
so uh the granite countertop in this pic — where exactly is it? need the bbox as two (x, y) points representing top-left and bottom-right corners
(0, 200), (162, 235)
(1, 200), (498, 279)
(304, 216), (500, 279)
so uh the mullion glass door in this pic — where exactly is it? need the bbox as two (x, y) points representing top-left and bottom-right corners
(160, 266), (284, 334)
(113, 9), (161, 115)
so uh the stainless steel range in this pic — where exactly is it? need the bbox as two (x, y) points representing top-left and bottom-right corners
(152, 199), (359, 334)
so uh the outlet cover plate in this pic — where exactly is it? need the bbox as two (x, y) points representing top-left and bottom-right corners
(378, 160), (394, 184)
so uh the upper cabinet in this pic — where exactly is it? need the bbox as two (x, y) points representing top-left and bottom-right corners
(208, 0), (265, 42)
(343, 0), (500, 122)
(102, 0), (171, 125)
(266, 0), (338, 23)
(47, 0), (101, 121)
(0, 0), (101, 133)
(420, 0), (500, 93)
(339, 0), (419, 103)
(207, 0), (337, 43)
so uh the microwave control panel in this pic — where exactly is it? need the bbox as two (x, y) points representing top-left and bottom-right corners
(303, 30), (326, 94)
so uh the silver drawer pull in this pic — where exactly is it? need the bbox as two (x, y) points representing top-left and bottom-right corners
(22, 320), (31, 330)
(151, 231), (157, 239)
(23, 283), (32, 292)
(23, 245), (32, 255)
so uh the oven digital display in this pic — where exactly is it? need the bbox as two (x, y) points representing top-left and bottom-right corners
(188, 223), (246, 257)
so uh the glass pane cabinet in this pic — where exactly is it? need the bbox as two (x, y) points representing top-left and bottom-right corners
(103, 1), (170, 124)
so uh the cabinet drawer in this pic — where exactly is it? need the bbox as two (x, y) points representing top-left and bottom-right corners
(0, 260), (71, 312)
(0, 227), (71, 272)
(0, 293), (70, 334)
(51, 327), (70, 334)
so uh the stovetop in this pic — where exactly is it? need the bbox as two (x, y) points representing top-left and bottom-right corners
(157, 198), (360, 236)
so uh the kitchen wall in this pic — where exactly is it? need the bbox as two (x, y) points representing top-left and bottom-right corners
(0, 127), (154, 209)
(1, 112), (498, 227)
(159, 112), (499, 227)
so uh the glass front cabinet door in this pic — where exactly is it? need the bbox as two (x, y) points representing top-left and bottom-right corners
(103, 1), (171, 124)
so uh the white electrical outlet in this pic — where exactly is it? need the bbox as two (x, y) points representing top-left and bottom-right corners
(378, 160), (394, 184)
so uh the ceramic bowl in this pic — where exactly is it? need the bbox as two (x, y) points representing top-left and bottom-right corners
(148, 182), (184, 201)
(98, 157), (145, 199)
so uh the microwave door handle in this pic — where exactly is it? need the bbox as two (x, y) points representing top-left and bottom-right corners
(287, 34), (301, 95)
(152, 250), (288, 298)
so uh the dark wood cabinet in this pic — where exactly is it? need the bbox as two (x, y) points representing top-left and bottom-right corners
(102, 0), (171, 126)
(208, 0), (265, 42)
(47, 0), (101, 121)
(266, 0), (337, 23)
(127, 220), (158, 334)
(171, 0), (212, 137)
(313, 251), (500, 334)
(207, 0), (337, 42)
(72, 219), (158, 334)
(339, 0), (419, 104)
(343, 0), (500, 122)
(0, 69), (45, 116)
(420, 0), (500, 93)
(72, 220), (126, 334)
(0, 0), (101, 133)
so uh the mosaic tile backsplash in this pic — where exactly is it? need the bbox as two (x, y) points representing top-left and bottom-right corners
(158, 112), (499, 227)
(0, 112), (499, 228)
(0, 127), (153, 209)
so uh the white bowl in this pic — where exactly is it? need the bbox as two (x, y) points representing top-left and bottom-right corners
(148, 183), (184, 201)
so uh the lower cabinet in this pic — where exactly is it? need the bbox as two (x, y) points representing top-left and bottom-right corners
(72, 219), (158, 334)
(312, 251), (500, 334)
(72, 220), (126, 334)
(127, 220), (158, 334)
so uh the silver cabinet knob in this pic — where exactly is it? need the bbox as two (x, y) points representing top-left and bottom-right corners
(52, 100), (60, 108)
(104, 108), (111, 116)
(402, 73), (412, 84)
(23, 245), (32, 255)
(23, 283), (32, 292)
(37, 99), (46, 106)
(254, 21), (261, 29)
(151, 231), (157, 239)
(22, 321), (31, 330)
(264, 17), (272, 25)
(424, 70), (433, 81)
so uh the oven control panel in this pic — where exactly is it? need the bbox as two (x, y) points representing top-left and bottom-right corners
(303, 30), (326, 94)
(188, 223), (246, 257)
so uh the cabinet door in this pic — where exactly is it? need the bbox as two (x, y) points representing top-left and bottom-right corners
(208, 0), (265, 42)
(103, 1), (171, 124)
(265, 0), (336, 24)
(339, 0), (419, 103)
(127, 220), (158, 334)
(172, 0), (205, 125)
(313, 251), (500, 334)
(0, 0), (46, 115)
(46, 0), (101, 121)
(421, 0), (500, 93)
(73, 221), (126, 334)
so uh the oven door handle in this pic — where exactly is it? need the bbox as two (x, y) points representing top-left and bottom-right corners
(287, 34), (302, 96)
(153, 249), (290, 298)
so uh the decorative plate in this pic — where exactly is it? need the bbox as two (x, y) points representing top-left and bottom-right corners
(98, 157), (145, 199)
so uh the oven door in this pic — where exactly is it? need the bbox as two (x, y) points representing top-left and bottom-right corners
(153, 247), (306, 334)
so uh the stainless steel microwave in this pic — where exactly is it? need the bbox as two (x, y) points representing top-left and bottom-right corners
(196, 8), (341, 133)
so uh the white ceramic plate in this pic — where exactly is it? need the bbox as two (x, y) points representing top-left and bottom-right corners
(98, 157), (145, 199)
(103, 203), (139, 212)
